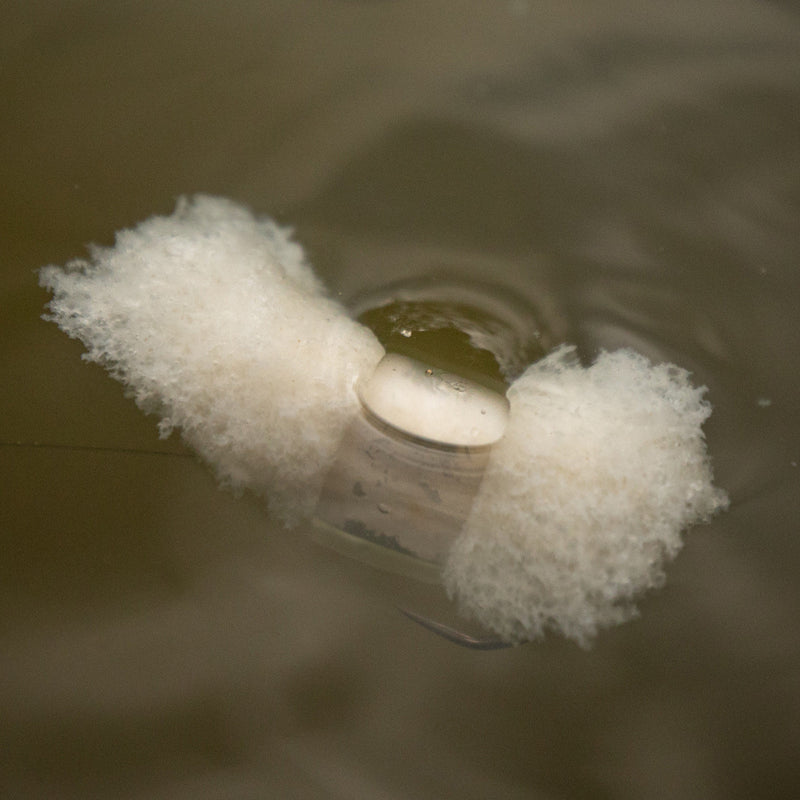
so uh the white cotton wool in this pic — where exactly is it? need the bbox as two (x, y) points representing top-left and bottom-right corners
(39, 196), (385, 522)
(443, 345), (729, 647)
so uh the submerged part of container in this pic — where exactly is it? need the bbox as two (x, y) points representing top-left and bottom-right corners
(312, 408), (491, 583)
(313, 351), (510, 582)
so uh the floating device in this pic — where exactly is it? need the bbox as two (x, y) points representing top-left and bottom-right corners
(39, 196), (729, 648)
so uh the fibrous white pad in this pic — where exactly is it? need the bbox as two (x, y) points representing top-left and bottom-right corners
(444, 345), (729, 646)
(39, 196), (384, 521)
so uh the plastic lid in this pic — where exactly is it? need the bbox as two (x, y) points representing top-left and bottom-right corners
(357, 353), (509, 447)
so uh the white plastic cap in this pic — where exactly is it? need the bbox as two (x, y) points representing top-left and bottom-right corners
(357, 353), (509, 447)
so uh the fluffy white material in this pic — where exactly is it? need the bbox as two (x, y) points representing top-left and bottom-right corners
(39, 195), (384, 521)
(443, 345), (729, 646)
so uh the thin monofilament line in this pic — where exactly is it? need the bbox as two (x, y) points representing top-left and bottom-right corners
(0, 441), (193, 458)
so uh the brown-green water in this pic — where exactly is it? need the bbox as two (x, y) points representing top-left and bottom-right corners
(2, 2), (800, 798)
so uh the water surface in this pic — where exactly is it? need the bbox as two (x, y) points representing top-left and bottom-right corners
(2, 2), (799, 798)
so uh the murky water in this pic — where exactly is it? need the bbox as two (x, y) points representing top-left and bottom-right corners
(2, 2), (800, 797)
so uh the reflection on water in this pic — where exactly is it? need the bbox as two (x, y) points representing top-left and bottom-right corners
(2, 1), (800, 798)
